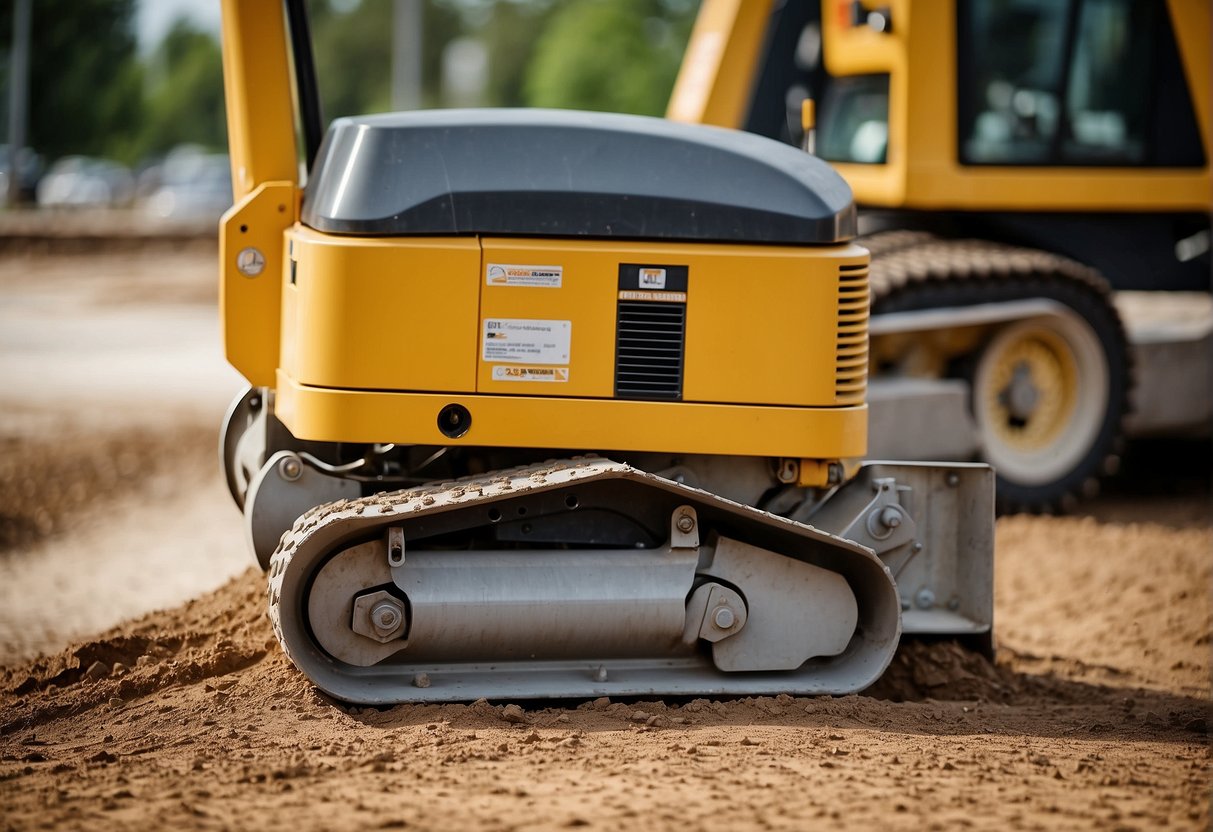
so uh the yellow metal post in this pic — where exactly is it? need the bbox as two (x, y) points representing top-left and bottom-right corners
(219, 0), (299, 200)
(666, 0), (774, 127)
(218, 0), (300, 385)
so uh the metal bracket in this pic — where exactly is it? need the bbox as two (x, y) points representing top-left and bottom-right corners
(387, 526), (405, 567)
(670, 505), (699, 549)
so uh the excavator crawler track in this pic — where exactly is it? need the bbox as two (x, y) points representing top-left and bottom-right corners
(267, 458), (903, 704)
(863, 231), (1131, 513)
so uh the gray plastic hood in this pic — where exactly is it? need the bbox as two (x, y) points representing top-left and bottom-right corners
(302, 108), (856, 245)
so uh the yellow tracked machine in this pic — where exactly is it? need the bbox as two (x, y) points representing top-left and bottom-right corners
(217, 0), (994, 704)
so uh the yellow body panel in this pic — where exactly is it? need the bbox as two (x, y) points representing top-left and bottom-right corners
(680, 243), (860, 406)
(477, 238), (619, 398)
(276, 370), (868, 459)
(265, 230), (869, 460)
(283, 228), (482, 393)
(219, 182), (297, 387)
(475, 238), (862, 405)
(219, 0), (299, 202)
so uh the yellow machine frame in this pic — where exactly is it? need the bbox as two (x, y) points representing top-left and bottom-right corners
(219, 0), (869, 486)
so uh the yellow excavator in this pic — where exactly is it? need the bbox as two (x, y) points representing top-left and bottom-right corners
(670, 0), (1212, 513)
(217, 0), (993, 704)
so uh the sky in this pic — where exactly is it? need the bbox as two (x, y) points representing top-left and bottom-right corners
(135, 0), (221, 53)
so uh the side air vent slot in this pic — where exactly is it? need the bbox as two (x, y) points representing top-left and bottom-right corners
(615, 301), (686, 400)
(836, 264), (870, 405)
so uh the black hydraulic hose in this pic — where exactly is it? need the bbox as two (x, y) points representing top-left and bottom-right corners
(285, 0), (324, 174)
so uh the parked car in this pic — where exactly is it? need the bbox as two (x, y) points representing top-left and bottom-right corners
(36, 156), (135, 208)
(140, 145), (232, 222)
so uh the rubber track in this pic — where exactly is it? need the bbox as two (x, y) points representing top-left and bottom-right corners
(861, 230), (1132, 513)
(266, 460), (601, 674)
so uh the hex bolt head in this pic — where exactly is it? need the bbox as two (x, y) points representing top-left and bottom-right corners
(946, 472), (960, 488)
(915, 588), (936, 610)
(371, 601), (403, 635)
(713, 606), (736, 630)
(676, 514), (696, 534)
(278, 456), (303, 482)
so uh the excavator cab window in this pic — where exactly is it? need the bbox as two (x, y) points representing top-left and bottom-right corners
(817, 74), (889, 164)
(958, 0), (1203, 167)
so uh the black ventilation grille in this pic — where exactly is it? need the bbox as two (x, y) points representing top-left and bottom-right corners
(836, 264), (870, 405)
(614, 300), (686, 400)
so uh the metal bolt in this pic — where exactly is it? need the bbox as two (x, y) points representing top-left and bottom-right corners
(593, 665), (608, 683)
(676, 514), (696, 534)
(713, 606), (735, 630)
(879, 506), (902, 529)
(947, 596), (961, 611)
(946, 473), (960, 487)
(371, 601), (403, 635)
(236, 246), (266, 277)
(278, 456), (302, 482)
(915, 588), (936, 610)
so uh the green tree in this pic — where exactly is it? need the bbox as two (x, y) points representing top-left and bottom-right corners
(523, 0), (698, 115)
(0, 0), (144, 163)
(309, 0), (464, 119)
(136, 20), (226, 159)
(478, 0), (558, 107)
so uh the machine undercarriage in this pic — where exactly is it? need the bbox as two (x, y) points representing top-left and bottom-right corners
(225, 392), (993, 704)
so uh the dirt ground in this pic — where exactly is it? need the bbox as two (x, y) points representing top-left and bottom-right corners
(1, 250), (1209, 831)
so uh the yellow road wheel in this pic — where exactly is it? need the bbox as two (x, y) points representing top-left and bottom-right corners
(974, 312), (1110, 493)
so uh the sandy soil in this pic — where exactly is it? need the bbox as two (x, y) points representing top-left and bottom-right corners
(0, 251), (1209, 831)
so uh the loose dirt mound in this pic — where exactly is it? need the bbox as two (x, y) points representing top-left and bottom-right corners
(2, 505), (1209, 831)
(0, 250), (1208, 830)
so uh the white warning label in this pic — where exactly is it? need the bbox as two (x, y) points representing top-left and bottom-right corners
(482, 318), (571, 364)
(492, 366), (569, 383)
(486, 263), (563, 288)
(638, 267), (667, 289)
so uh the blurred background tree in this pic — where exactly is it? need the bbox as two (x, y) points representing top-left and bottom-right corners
(137, 20), (226, 160)
(0, 0), (700, 178)
(0, 0), (144, 164)
(524, 0), (697, 115)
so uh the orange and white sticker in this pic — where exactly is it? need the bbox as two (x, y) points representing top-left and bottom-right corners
(491, 366), (569, 383)
(486, 263), (563, 288)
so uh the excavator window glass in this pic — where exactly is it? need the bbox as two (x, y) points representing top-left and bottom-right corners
(817, 75), (889, 164)
(959, 0), (1204, 167)
(959, 0), (1071, 164)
